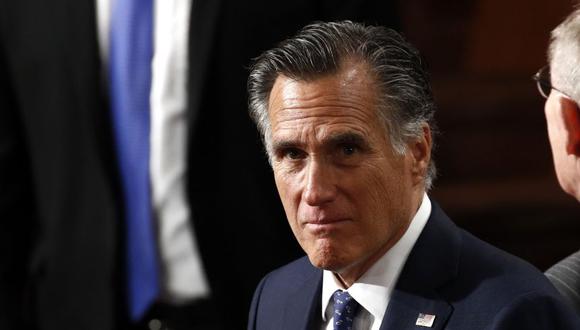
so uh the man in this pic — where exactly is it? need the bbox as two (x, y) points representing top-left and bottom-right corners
(247, 21), (580, 329)
(0, 1), (399, 330)
(534, 7), (580, 314)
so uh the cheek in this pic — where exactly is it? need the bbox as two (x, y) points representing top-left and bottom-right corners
(544, 102), (568, 159)
(357, 161), (410, 227)
(545, 95), (567, 135)
(274, 170), (302, 223)
(360, 160), (406, 201)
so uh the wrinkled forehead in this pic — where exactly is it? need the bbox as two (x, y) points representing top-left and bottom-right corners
(267, 64), (383, 138)
(268, 59), (377, 105)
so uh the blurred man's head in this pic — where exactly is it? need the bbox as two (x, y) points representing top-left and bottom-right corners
(248, 21), (435, 285)
(536, 8), (580, 201)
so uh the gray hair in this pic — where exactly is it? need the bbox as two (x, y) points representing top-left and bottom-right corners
(248, 21), (437, 189)
(549, 7), (580, 102)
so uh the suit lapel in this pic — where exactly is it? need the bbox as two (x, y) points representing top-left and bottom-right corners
(63, 0), (104, 137)
(281, 269), (323, 330)
(380, 202), (460, 329)
(63, 0), (121, 198)
(380, 290), (452, 330)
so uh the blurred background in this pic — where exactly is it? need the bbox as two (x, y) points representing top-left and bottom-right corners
(397, 0), (579, 270)
(3, 1), (579, 329)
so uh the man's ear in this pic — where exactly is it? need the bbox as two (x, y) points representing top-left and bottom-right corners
(561, 97), (580, 156)
(410, 124), (432, 183)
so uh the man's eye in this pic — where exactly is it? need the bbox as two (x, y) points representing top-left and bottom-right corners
(283, 148), (305, 160)
(340, 144), (357, 156)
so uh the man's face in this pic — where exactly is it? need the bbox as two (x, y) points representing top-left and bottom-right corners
(267, 62), (428, 283)
(545, 90), (580, 200)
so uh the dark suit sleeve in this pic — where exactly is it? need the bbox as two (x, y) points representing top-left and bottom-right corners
(491, 292), (580, 329)
(0, 14), (37, 330)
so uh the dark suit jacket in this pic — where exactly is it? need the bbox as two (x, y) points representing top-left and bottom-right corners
(0, 1), (399, 329)
(248, 202), (580, 329)
(546, 250), (580, 314)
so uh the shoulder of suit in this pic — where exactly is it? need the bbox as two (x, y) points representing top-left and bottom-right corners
(450, 227), (562, 302)
(253, 256), (318, 298)
(263, 255), (318, 284)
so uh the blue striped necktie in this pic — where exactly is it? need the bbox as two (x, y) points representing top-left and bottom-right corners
(108, 0), (159, 321)
(332, 290), (360, 330)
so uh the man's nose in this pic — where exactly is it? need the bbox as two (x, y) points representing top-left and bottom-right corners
(302, 158), (337, 206)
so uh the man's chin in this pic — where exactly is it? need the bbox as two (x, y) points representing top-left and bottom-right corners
(306, 250), (348, 272)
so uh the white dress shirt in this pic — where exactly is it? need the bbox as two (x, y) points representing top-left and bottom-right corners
(96, 0), (210, 304)
(320, 194), (432, 330)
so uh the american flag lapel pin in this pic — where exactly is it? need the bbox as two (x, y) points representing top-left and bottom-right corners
(415, 313), (436, 327)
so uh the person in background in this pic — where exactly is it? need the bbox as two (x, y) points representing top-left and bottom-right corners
(0, 1), (400, 329)
(247, 20), (580, 329)
(533, 6), (580, 314)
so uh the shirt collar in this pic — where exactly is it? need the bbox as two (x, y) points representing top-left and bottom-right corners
(321, 194), (432, 323)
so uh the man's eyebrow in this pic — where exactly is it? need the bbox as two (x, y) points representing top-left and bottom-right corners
(271, 132), (370, 151)
(325, 132), (369, 148)
(271, 140), (301, 152)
